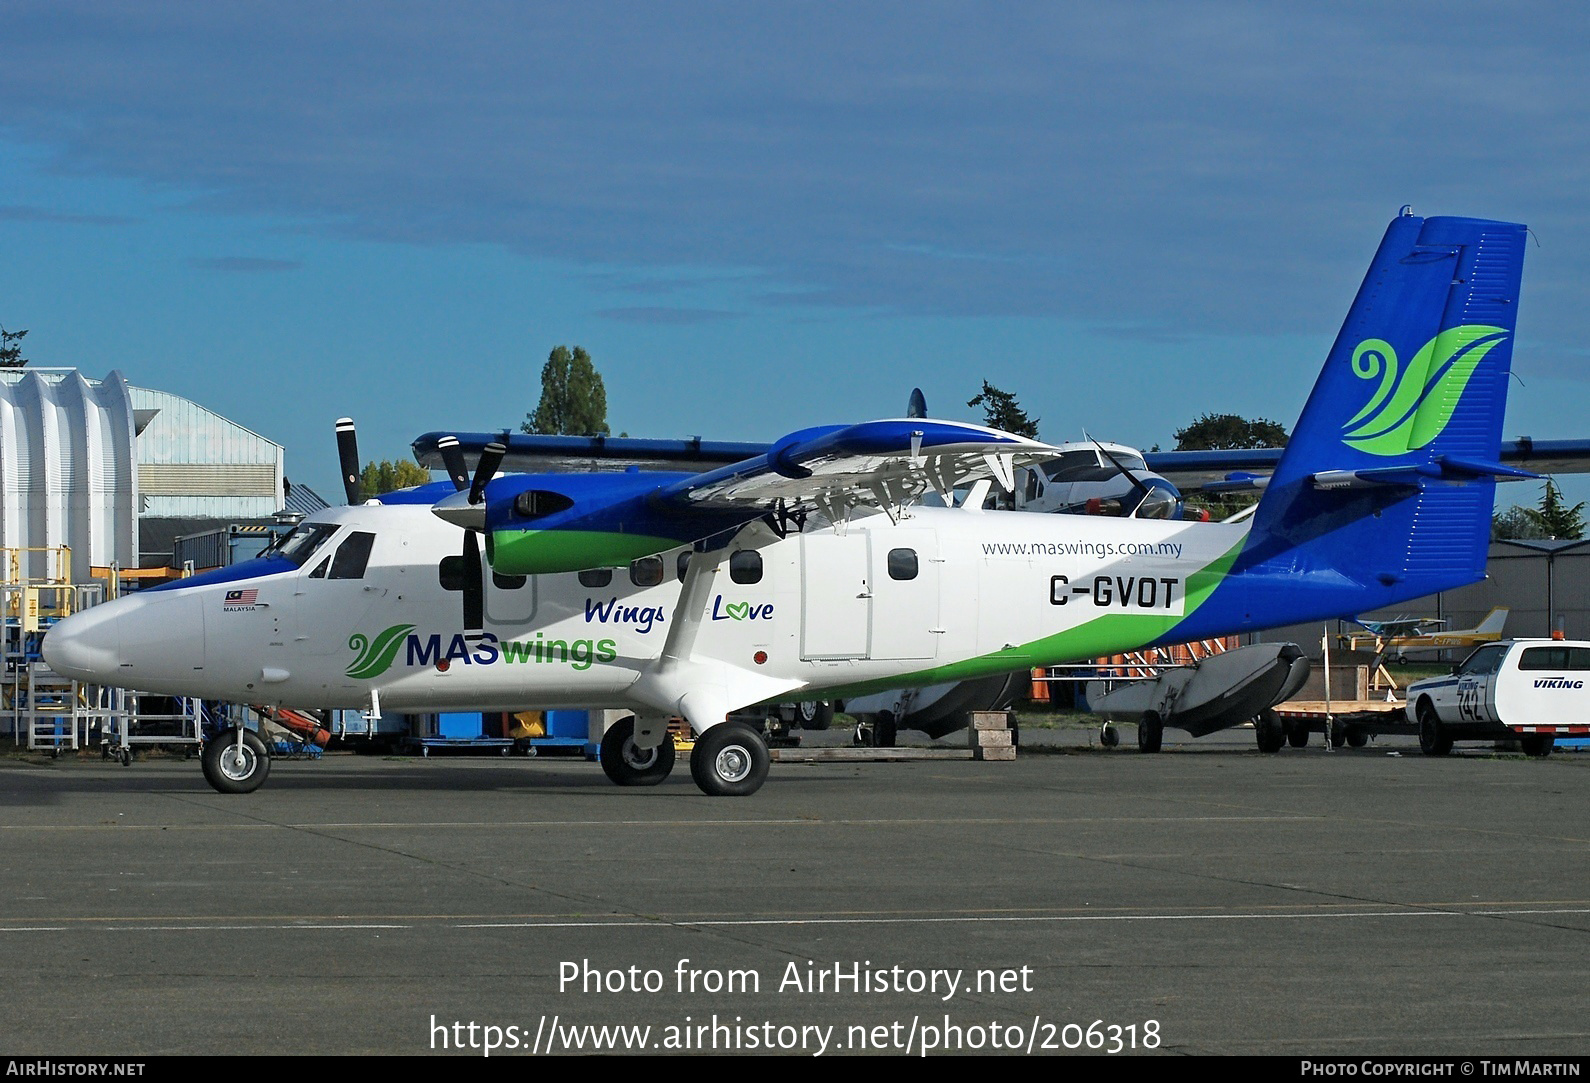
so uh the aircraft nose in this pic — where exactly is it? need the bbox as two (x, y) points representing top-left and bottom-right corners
(41, 600), (126, 681)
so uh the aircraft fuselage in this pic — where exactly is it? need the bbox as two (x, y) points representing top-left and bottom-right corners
(45, 502), (1251, 718)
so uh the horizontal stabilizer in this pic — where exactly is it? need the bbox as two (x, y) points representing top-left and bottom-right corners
(1201, 472), (1270, 494)
(1311, 457), (1540, 490)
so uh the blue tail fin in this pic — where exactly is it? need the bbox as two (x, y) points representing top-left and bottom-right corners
(1237, 211), (1528, 616)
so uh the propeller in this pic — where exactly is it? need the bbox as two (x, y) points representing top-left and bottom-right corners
(457, 439), (506, 641)
(1090, 438), (1179, 519)
(335, 417), (362, 505)
(468, 440), (506, 506)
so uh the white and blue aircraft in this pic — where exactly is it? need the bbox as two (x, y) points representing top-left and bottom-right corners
(44, 211), (1537, 796)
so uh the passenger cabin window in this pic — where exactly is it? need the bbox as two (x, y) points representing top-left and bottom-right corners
(630, 556), (664, 587)
(328, 531), (375, 580)
(887, 548), (918, 581)
(729, 550), (763, 585)
(493, 571), (527, 590)
(677, 551), (692, 582)
(579, 567), (613, 589)
(1518, 646), (1590, 670)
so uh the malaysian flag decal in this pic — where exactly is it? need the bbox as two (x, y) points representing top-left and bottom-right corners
(223, 588), (259, 609)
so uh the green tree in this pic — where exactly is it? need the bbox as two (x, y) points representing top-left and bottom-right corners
(1496, 480), (1587, 541)
(1172, 414), (1289, 520)
(1173, 413), (1288, 451)
(967, 381), (1038, 438)
(358, 459), (431, 500)
(522, 345), (610, 436)
(1491, 505), (1546, 541)
(0, 325), (29, 368)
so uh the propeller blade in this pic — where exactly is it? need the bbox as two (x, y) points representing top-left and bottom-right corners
(462, 530), (484, 639)
(1092, 439), (1155, 504)
(468, 441), (506, 505)
(437, 435), (470, 492)
(907, 388), (927, 419)
(335, 417), (362, 505)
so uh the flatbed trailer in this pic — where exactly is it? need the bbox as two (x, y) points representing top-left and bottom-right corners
(1272, 700), (1410, 748)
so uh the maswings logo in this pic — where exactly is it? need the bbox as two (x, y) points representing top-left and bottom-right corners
(1342, 325), (1509, 456)
(346, 624), (617, 678)
(347, 625), (415, 679)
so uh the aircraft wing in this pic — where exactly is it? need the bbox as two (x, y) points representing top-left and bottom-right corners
(413, 431), (764, 474)
(437, 418), (1062, 575)
(1358, 616), (1443, 638)
(417, 432), (1590, 494)
(1146, 439), (1590, 492)
(653, 419), (1057, 516)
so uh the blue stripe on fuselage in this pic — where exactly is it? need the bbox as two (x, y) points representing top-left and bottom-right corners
(144, 554), (299, 592)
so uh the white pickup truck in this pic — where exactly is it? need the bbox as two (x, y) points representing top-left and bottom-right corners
(1404, 639), (1590, 757)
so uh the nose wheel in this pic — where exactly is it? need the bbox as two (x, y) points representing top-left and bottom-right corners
(201, 728), (271, 794)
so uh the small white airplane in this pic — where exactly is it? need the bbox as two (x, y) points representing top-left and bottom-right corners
(44, 210), (1537, 797)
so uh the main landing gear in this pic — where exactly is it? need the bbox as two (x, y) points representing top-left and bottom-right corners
(689, 723), (771, 797)
(599, 716), (676, 786)
(598, 717), (771, 796)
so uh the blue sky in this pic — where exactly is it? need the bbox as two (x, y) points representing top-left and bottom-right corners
(3, 2), (1588, 507)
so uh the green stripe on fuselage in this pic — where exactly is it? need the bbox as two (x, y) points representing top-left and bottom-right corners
(489, 528), (682, 575)
(807, 536), (1246, 701)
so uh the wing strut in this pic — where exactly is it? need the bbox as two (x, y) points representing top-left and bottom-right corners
(658, 548), (724, 673)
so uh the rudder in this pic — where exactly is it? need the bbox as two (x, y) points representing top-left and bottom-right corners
(1237, 211), (1529, 616)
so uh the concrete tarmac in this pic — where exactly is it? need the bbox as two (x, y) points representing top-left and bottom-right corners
(2, 728), (1587, 1057)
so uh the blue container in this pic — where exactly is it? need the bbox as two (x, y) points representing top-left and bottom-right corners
(544, 710), (589, 740)
(436, 712), (482, 739)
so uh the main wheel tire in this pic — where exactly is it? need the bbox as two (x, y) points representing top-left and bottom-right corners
(1417, 701), (1452, 756)
(796, 700), (835, 731)
(1255, 709), (1285, 753)
(689, 724), (770, 797)
(873, 711), (897, 749)
(599, 716), (676, 786)
(201, 729), (271, 794)
(1346, 729), (1370, 748)
(1520, 734), (1556, 758)
(1286, 720), (1310, 748)
(1137, 711), (1163, 754)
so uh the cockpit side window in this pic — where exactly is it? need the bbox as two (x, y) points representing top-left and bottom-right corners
(1041, 451), (1106, 482)
(275, 523), (339, 567)
(328, 531), (376, 580)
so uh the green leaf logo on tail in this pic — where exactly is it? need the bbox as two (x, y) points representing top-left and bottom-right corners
(346, 624), (414, 679)
(1342, 325), (1509, 456)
